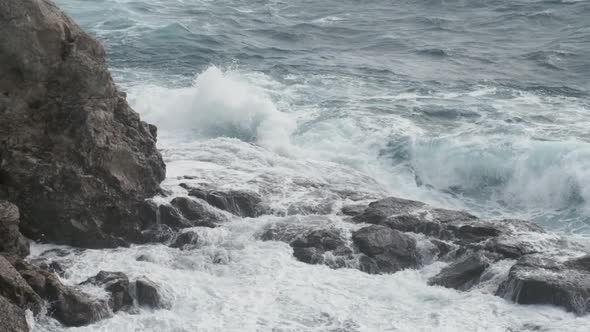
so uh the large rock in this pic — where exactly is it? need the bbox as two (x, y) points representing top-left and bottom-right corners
(13, 259), (110, 326)
(428, 252), (493, 291)
(260, 223), (352, 268)
(81, 271), (133, 313)
(352, 197), (543, 260)
(352, 225), (419, 274)
(135, 278), (166, 309)
(496, 255), (590, 315)
(0, 201), (29, 256)
(184, 185), (264, 218)
(0, 0), (165, 248)
(0, 295), (29, 332)
(0, 255), (43, 314)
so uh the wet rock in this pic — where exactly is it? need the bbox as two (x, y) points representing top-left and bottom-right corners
(14, 259), (110, 326)
(352, 225), (419, 274)
(0, 0), (165, 248)
(428, 252), (492, 291)
(290, 229), (350, 266)
(341, 204), (367, 217)
(185, 186), (263, 217)
(260, 224), (351, 267)
(159, 205), (191, 229)
(140, 224), (176, 244)
(81, 271), (133, 312)
(352, 197), (426, 225)
(135, 278), (166, 309)
(0, 201), (29, 257)
(496, 255), (590, 315)
(0, 295), (29, 332)
(169, 231), (200, 250)
(0, 255), (43, 314)
(170, 197), (223, 227)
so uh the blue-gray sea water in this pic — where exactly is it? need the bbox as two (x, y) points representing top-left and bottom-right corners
(37, 0), (590, 331)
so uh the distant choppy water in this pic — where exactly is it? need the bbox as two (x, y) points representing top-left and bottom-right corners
(39, 0), (590, 331)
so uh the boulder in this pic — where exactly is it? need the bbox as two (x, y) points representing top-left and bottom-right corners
(340, 204), (367, 217)
(140, 224), (176, 244)
(352, 225), (419, 274)
(0, 201), (29, 256)
(428, 252), (492, 291)
(169, 231), (200, 250)
(0, 295), (29, 332)
(185, 185), (263, 217)
(0, 0), (165, 248)
(496, 255), (590, 315)
(13, 259), (110, 326)
(135, 278), (166, 309)
(290, 229), (351, 267)
(81, 271), (133, 312)
(170, 197), (223, 227)
(0, 255), (43, 314)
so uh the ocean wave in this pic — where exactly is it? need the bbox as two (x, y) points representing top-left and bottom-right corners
(128, 66), (297, 155)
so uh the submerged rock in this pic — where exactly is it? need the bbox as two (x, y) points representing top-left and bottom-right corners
(169, 231), (200, 250)
(0, 0), (165, 248)
(428, 252), (493, 291)
(140, 224), (176, 244)
(260, 223), (352, 268)
(0, 201), (29, 257)
(13, 259), (110, 326)
(352, 225), (419, 274)
(135, 278), (166, 309)
(81, 271), (133, 313)
(184, 185), (264, 217)
(496, 255), (590, 315)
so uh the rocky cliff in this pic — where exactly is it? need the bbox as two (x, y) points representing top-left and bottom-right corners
(0, 0), (166, 248)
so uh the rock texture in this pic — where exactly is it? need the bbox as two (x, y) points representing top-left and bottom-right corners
(183, 184), (264, 217)
(0, 295), (29, 332)
(352, 225), (419, 274)
(13, 258), (110, 326)
(0, 0), (165, 248)
(0, 201), (29, 256)
(136, 278), (166, 309)
(81, 271), (133, 313)
(497, 255), (590, 314)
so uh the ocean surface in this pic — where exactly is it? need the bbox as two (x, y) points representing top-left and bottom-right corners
(36, 0), (590, 331)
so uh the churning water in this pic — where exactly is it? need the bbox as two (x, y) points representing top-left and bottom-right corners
(35, 0), (590, 331)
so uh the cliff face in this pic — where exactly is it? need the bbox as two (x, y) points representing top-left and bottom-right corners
(0, 0), (166, 248)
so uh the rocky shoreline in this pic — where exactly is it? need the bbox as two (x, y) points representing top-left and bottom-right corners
(0, 0), (589, 330)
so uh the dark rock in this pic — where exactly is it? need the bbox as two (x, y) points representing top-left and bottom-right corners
(352, 197), (426, 225)
(341, 204), (366, 216)
(135, 278), (166, 309)
(0, 0), (165, 248)
(169, 231), (200, 250)
(429, 239), (456, 259)
(428, 252), (492, 291)
(39, 261), (65, 278)
(170, 197), (223, 227)
(0, 201), (29, 256)
(0, 295), (29, 332)
(186, 186), (263, 217)
(159, 205), (191, 229)
(14, 259), (110, 326)
(352, 225), (419, 274)
(140, 224), (176, 244)
(496, 255), (590, 315)
(49, 279), (110, 326)
(81, 271), (133, 312)
(260, 224), (351, 268)
(0, 255), (43, 314)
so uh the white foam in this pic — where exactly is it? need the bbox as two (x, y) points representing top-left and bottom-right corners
(128, 66), (297, 155)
